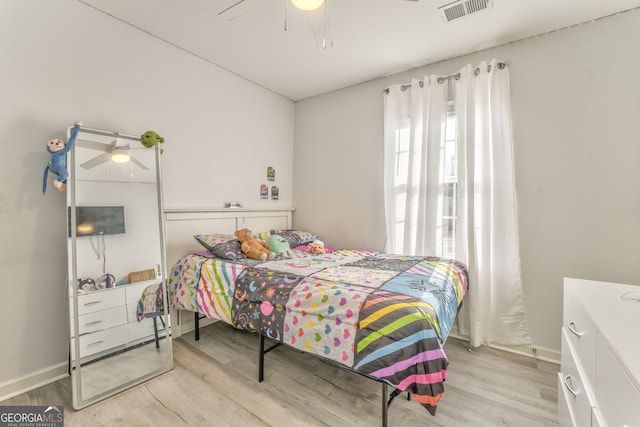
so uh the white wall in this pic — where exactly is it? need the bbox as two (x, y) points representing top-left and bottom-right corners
(293, 11), (640, 355)
(0, 0), (294, 392)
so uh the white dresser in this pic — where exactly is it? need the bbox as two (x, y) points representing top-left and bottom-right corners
(70, 279), (163, 360)
(559, 278), (640, 427)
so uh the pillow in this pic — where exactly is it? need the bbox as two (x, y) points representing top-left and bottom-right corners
(270, 229), (318, 248)
(209, 240), (245, 260)
(193, 250), (215, 259)
(194, 234), (236, 252)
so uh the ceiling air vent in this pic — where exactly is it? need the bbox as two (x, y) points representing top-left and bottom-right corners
(439, 0), (493, 23)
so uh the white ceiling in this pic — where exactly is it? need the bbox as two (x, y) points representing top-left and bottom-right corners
(80, 0), (640, 101)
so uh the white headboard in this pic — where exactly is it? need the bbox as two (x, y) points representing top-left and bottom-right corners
(163, 208), (293, 268)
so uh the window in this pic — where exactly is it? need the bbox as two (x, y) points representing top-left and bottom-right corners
(384, 61), (530, 346)
(387, 97), (458, 259)
(390, 101), (458, 259)
(441, 102), (457, 259)
(391, 126), (411, 254)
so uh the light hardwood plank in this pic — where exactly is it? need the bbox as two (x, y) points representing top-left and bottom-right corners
(1, 322), (559, 426)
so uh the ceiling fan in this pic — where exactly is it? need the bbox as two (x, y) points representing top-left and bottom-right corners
(77, 137), (149, 170)
(218, 0), (419, 50)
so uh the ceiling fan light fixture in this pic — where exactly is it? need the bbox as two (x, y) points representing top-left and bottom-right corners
(291, 0), (324, 11)
(111, 147), (131, 164)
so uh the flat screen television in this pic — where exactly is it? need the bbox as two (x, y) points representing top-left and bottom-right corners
(68, 206), (126, 237)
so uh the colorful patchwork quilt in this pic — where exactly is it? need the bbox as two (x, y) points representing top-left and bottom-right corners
(169, 247), (468, 415)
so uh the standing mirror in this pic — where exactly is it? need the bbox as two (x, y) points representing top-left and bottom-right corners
(66, 125), (172, 409)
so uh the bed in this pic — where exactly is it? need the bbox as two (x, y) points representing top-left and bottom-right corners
(167, 228), (468, 423)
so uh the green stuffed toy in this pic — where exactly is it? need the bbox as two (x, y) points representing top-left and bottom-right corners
(266, 234), (292, 258)
(140, 130), (165, 154)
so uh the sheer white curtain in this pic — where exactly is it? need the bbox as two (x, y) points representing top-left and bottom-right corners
(383, 77), (447, 257)
(383, 59), (530, 347)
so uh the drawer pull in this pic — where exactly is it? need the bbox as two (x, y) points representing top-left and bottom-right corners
(564, 375), (578, 398)
(87, 340), (105, 348)
(85, 321), (102, 327)
(620, 290), (640, 302)
(83, 301), (101, 306)
(567, 322), (582, 338)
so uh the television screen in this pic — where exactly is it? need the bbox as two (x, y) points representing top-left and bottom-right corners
(68, 206), (126, 237)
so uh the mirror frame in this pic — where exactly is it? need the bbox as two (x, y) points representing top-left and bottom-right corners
(67, 125), (173, 409)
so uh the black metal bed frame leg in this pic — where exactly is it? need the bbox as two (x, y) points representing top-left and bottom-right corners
(194, 312), (200, 341)
(153, 317), (159, 349)
(257, 334), (281, 383)
(381, 383), (388, 427)
(258, 334), (265, 382)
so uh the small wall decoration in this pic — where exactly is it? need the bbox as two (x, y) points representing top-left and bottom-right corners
(260, 184), (269, 200)
(267, 166), (275, 181)
(271, 186), (279, 200)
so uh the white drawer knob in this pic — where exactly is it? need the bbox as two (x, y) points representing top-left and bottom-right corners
(620, 290), (640, 302)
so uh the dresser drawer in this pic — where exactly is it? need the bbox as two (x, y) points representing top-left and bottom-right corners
(125, 280), (160, 303)
(557, 372), (575, 427)
(128, 317), (161, 342)
(560, 328), (593, 427)
(127, 301), (137, 323)
(596, 332), (640, 427)
(76, 288), (126, 316)
(77, 306), (127, 335)
(563, 283), (597, 389)
(71, 324), (129, 358)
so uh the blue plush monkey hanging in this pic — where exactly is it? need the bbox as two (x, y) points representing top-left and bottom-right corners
(43, 120), (82, 194)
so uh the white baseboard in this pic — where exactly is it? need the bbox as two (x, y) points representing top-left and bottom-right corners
(489, 342), (560, 364)
(448, 332), (560, 365)
(0, 362), (68, 402)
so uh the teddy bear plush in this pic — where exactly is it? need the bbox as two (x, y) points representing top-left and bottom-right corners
(266, 234), (292, 258)
(308, 239), (325, 255)
(235, 228), (275, 261)
(43, 120), (82, 194)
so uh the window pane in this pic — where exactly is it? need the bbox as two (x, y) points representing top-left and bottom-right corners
(443, 115), (457, 179)
(442, 219), (455, 257)
(396, 129), (409, 184)
(443, 183), (456, 218)
(388, 94), (460, 259)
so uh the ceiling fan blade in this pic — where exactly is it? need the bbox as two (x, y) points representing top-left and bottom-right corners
(80, 153), (112, 169)
(129, 156), (150, 171)
(217, 0), (266, 21)
(76, 140), (113, 153)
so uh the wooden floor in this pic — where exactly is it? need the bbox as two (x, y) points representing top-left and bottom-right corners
(2, 322), (559, 426)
